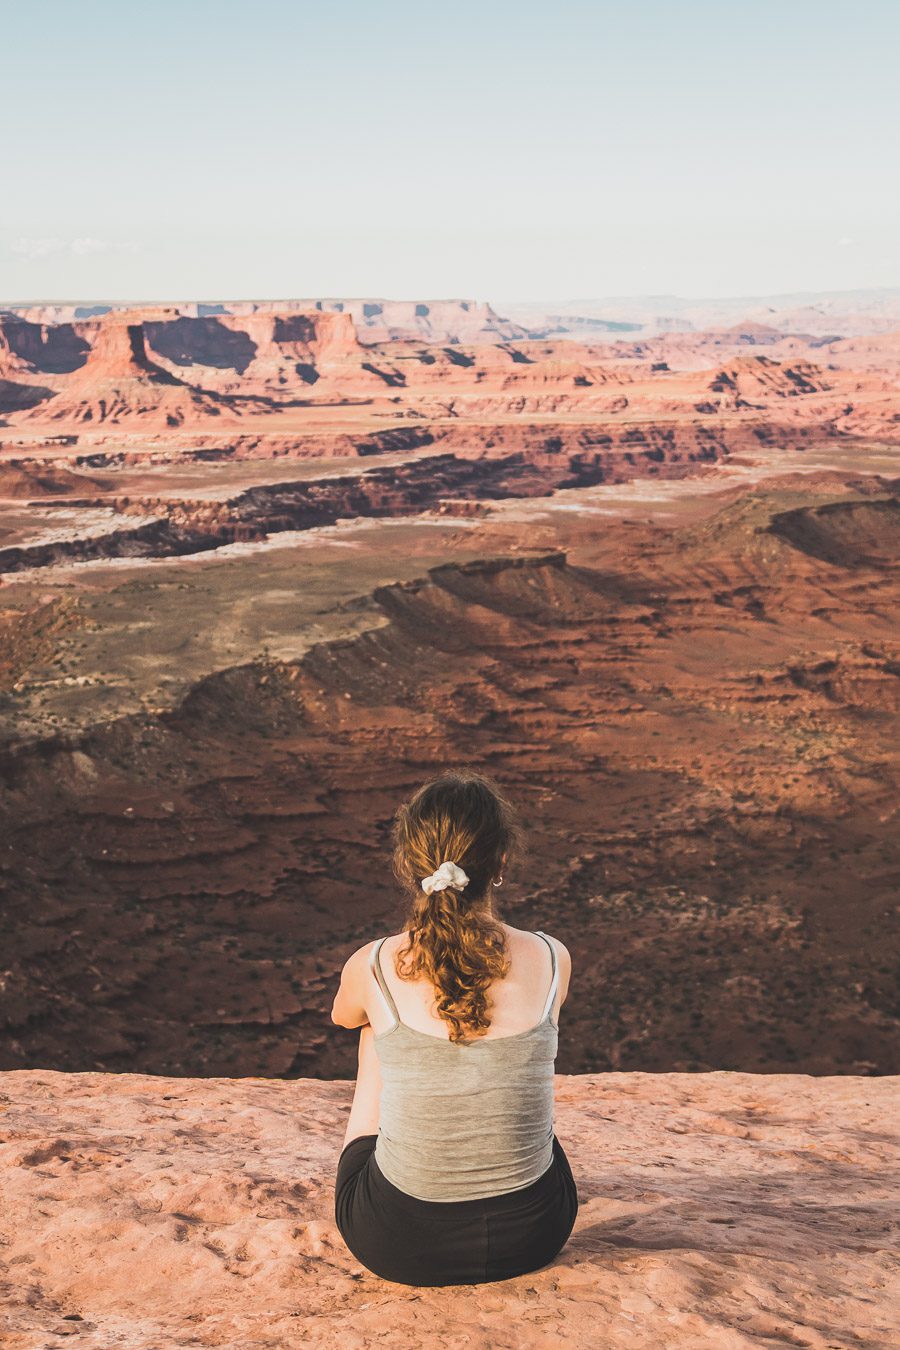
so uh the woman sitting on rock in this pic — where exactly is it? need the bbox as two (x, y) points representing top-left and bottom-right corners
(332, 768), (578, 1286)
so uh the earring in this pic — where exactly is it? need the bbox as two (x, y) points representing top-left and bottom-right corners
(492, 875), (503, 887)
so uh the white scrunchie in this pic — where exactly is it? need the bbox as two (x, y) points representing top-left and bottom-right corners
(421, 860), (470, 895)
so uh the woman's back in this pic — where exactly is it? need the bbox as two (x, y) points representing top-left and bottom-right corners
(369, 927), (567, 1201)
(368, 925), (568, 1042)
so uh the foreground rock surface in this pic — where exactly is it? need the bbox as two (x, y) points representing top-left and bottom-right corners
(1, 1070), (897, 1348)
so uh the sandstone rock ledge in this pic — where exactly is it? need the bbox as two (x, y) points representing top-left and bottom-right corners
(0, 1071), (897, 1349)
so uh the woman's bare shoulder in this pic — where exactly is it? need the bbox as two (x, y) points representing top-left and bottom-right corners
(543, 932), (572, 976)
(501, 923), (571, 966)
(379, 924), (571, 974)
(377, 930), (414, 963)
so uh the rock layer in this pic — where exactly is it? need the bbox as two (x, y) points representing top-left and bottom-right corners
(2, 306), (898, 441)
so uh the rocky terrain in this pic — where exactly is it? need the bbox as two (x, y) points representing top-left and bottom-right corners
(1, 1067), (897, 1348)
(0, 300), (897, 1082)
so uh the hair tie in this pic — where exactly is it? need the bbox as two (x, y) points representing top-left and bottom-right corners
(421, 860), (470, 895)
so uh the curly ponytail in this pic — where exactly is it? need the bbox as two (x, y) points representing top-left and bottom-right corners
(389, 769), (526, 1043)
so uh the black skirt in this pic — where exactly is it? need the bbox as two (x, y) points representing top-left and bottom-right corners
(334, 1132), (579, 1287)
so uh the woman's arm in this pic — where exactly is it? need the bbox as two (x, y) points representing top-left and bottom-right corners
(330, 941), (375, 1029)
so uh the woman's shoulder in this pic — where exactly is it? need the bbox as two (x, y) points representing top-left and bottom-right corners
(502, 921), (568, 946)
(368, 925), (571, 968)
(501, 923), (572, 966)
(363, 931), (408, 965)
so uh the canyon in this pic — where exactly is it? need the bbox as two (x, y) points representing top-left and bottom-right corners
(0, 298), (897, 1082)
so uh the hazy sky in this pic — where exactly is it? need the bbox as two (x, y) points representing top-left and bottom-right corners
(3, 0), (898, 302)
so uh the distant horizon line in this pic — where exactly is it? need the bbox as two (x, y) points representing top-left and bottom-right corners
(3, 285), (900, 308)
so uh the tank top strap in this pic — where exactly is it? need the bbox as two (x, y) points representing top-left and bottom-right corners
(369, 936), (400, 1025)
(534, 930), (559, 1021)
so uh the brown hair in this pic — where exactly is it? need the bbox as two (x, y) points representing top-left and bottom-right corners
(390, 768), (527, 1043)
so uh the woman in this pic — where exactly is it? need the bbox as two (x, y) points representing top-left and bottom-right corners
(332, 769), (578, 1286)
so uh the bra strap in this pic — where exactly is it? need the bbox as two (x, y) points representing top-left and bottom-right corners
(535, 931), (559, 1021)
(369, 936), (400, 1025)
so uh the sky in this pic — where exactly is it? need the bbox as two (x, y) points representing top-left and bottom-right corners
(3, 0), (898, 302)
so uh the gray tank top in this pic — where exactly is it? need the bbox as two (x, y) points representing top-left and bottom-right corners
(369, 930), (559, 1202)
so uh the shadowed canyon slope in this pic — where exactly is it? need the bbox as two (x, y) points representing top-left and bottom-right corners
(0, 302), (898, 1082)
(1, 1068), (898, 1348)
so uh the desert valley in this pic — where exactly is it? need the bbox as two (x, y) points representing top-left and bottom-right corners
(1, 294), (898, 1082)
